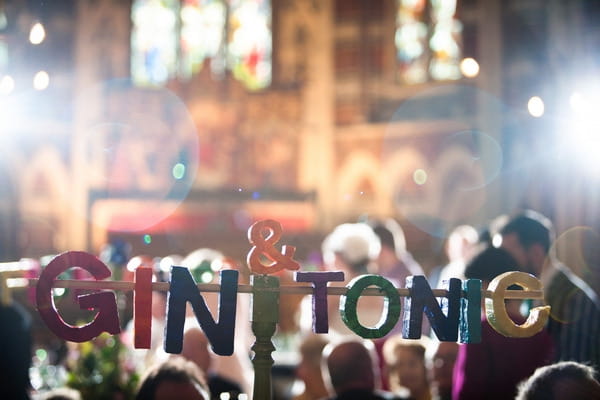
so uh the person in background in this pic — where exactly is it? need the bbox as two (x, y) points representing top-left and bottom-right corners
(428, 224), (479, 289)
(426, 340), (458, 400)
(181, 327), (243, 400)
(0, 301), (32, 400)
(452, 246), (553, 400)
(135, 356), (210, 400)
(383, 335), (432, 400)
(323, 340), (407, 400)
(497, 210), (554, 279)
(292, 334), (329, 400)
(181, 248), (254, 395)
(498, 211), (600, 373)
(516, 361), (600, 400)
(368, 218), (424, 286)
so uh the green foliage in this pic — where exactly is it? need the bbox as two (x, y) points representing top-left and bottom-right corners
(65, 333), (139, 400)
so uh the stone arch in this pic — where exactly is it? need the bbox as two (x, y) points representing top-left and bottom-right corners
(336, 151), (387, 217)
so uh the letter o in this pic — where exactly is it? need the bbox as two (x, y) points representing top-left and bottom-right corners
(340, 274), (401, 339)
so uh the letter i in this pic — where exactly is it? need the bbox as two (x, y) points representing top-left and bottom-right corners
(134, 266), (153, 349)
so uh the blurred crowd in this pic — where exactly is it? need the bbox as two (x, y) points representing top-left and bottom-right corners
(2, 209), (600, 399)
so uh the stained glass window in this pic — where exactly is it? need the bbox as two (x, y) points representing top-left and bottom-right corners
(180, 0), (226, 79)
(131, 0), (271, 90)
(131, 0), (179, 86)
(227, 0), (272, 90)
(396, 0), (462, 84)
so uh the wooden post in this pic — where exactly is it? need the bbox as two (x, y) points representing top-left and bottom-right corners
(250, 275), (280, 400)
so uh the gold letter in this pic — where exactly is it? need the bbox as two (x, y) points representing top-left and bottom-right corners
(485, 271), (550, 338)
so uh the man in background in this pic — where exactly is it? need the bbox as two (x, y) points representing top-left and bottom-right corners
(498, 210), (600, 374)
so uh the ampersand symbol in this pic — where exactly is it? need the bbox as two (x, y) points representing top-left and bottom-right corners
(247, 219), (300, 274)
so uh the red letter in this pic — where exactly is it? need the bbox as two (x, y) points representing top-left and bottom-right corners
(134, 266), (153, 348)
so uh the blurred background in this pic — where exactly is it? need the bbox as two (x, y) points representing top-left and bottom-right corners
(2, 0), (600, 398)
(0, 0), (599, 268)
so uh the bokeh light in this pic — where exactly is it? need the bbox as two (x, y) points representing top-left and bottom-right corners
(413, 169), (427, 185)
(33, 71), (50, 90)
(29, 22), (46, 45)
(460, 57), (480, 78)
(527, 96), (544, 117)
(0, 75), (14, 94)
(549, 226), (600, 322)
(558, 88), (600, 175)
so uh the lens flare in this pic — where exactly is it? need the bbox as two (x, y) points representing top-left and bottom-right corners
(382, 85), (508, 237)
(74, 79), (199, 232)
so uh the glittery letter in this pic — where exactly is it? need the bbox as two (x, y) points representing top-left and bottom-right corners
(402, 276), (461, 341)
(459, 279), (482, 343)
(36, 251), (120, 342)
(486, 271), (550, 338)
(165, 267), (238, 356)
(340, 274), (401, 339)
(294, 271), (345, 333)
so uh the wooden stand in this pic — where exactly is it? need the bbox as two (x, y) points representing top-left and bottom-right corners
(251, 275), (280, 400)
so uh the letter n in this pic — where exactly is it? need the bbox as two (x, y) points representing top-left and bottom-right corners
(164, 267), (238, 356)
(402, 276), (461, 341)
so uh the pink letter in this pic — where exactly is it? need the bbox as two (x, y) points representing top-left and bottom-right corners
(36, 251), (120, 342)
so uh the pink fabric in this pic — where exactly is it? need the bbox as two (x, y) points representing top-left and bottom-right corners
(452, 314), (554, 400)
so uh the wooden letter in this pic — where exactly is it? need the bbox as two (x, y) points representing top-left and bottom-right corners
(402, 276), (461, 341)
(247, 220), (300, 274)
(294, 271), (345, 333)
(485, 271), (550, 338)
(134, 266), (153, 349)
(340, 274), (401, 339)
(36, 251), (120, 342)
(165, 267), (238, 356)
(459, 279), (482, 343)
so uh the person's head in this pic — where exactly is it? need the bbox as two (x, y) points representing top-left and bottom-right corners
(464, 246), (520, 288)
(369, 218), (407, 259)
(498, 210), (554, 276)
(136, 356), (210, 400)
(383, 335), (430, 398)
(426, 340), (458, 400)
(323, 340), (378, 395)
(321, 223), (381, 275)
(181, 327), (212, 373)
(445, 224), (479, 263)
(516, 361), (600, 400)
(296, 334), (329, 398)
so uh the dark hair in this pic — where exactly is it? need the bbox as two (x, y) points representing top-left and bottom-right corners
(136, 356), (208, 400)
(464, 246), (520, 282)
(500, 211), (553, 253)
(369, 218), (406, 254)
(516, 361), (600, 400)
(326, 341), (375, 392)
(0, 302), (32, 400)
